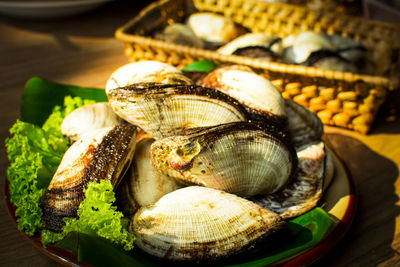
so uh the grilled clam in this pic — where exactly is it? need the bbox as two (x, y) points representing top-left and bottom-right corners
(217, 33), (283, 61)
(285, 99), (324, 147)
(328, 34), (367, 65)
(41, 124), (137, 231)
(187, 12), (248, 48)
(303, 50), (358, 73)
(252, 141), (327, 219)
(117, 138), (182, 217)
(105, 61), (192, 94)
(154, 23), (204, 48)
(200, 65), (286, 125)
(151, 121), (297, 198)
(283, 32), (335, 64)
(131, 186), (285, 261)
(61, 102), (123, 142)
(107, 83), (248, 139)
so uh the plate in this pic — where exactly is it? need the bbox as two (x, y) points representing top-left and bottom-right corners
(5, 147), (356, 266)
(0, 0), (112, 19)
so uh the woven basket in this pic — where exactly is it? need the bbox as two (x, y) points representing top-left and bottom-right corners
(115, 0), (400, 134)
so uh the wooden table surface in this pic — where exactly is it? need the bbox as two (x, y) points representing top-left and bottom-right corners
(0, 1), (399, 266)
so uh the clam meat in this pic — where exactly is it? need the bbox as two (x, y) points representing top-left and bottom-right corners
(131, 186), (285, 261)
(107, 83), (248, 139)
(252, 141), (327, 219)
(116, 138), (183, 217)
(151, 121), (297, 198)
(61, 102), (123, 142)
(41, 124), (137, 231)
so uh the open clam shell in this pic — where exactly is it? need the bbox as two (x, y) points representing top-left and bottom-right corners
(116, 138), (183, 217)
(154, 23), (204, 48)
(304, 50), (359, 73)
(285, 99), (324, 147)
(329, 34), (367, 64)
(41, 124), (137, 231)
(107, 83), (248, 139)
(283, 32), (335, 64)
(131, 186), (285, 261)
(105, 61), (192, 94)
(187, 12), (248, 48)
(61, 102), (123, 143)
(200, 65), (286, 125)
(217, 33), (283, 61)
(151, 121), (297, 198)
(252, 141), (327, 219)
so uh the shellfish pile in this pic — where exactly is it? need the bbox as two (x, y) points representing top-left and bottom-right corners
(41, 60), (334, 261)
(154, 12), (371, 74)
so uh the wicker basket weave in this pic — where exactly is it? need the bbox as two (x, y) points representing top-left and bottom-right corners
(115, 0), (400, 134)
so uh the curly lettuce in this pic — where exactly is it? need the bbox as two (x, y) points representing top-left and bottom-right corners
(5, 96), (95, 235)
(41, 180), (135, 251)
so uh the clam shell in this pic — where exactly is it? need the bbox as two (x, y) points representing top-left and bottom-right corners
(252, 141), (326, 219)
(61, 102), (123, 142)
(200, 65), (286, 125)
(329, 34), (367, 64)
(217, 33), (283, 59)
(285, 99), (324, 147)
(105, 61), (192, 94)
(116, 138), (183, 217)
(154, 23), (204, 48)
(304, 50), (359, 73)
(187, 12), (248, 46)
(283, 32), (334, 64)
(131, 186), (285, 261)
(107, 83), (248, 139)
(41, 124), (137, 231)
(151, 122), (297, 197)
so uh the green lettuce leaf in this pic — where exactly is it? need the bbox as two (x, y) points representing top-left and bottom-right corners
(5, 96), (95, 235)
(42, 180), (135, 251)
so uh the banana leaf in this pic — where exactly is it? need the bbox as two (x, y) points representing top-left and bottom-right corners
(21, 77), (107, 126)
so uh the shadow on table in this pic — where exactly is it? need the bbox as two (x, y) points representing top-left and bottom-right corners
(0, 0), (151, 39)
(312, 133), (400, 266)
(370, 89), (400, 135)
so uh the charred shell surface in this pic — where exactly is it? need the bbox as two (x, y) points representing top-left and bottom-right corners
(107, 83), (249, 139)
(303, 50), (358, 73)
(252, 141), (326, 219)
(131, 186), (285, 262)
(105, 61), (192, 94)
(285, 99), (324, 147)
(233, 46), (280, 62)
(151, 121), (297, 198)
(41, 124), (137, 231)
(116, 138), (183, 217)
(217, 33), (283, 61)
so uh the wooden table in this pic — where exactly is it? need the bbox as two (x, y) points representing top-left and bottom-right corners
(0, 1), (399, 266)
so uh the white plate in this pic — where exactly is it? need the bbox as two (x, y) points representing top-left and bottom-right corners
(0, 0), (113, 19)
